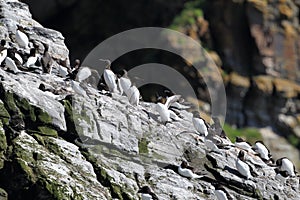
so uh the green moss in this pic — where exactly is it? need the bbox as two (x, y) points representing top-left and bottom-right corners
(169, 0), (205, 29)
(44, 181), (67, 200)
(15, 98), (36, 122)
(37, 126), (58, 137)
(3, 92), (18, 113)
(223, 124), (263, 144)
(36, 108), (52, 124)
(0, 121), (7, 151)
(138, 138), (149, 154)
(0, 102), (10, 125)
(287, 134), (300, 148)
(16, 158), (36, 182)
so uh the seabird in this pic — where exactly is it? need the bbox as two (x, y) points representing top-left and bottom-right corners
(15, 25), (29, 49)
(236, 150), (252, 179)
(252, 141), (271, 161)
(164, 89), (190, 110)
(41, 43), (52, 73)
(76, 66), (92, 82)
(213, 183), (230, 200)
(274, 168), (289, 183)
(119, 69), (132, 96)
(234, 137), (255, 154)
(155, 94), (181, 124)
(276, 157), (296, 177)
(178, 161), (203, 179)
(0, 40), (7, 65)
(137, 186), (158, 200)
(24, 48), (38, 68)
(127, 84), (140, 106)
(66, 59), (80, 80)
(192, 111), (209, 137)
(101, 59), (117, 93)
(5, 56), (20, 73)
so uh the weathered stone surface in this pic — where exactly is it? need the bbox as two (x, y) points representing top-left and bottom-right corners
(0, 1), (298, 200)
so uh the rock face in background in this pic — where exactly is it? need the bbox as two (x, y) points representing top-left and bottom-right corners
(0, 1), (299, 199)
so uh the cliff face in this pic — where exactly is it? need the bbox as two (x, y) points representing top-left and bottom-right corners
(0, 1), (299, 199)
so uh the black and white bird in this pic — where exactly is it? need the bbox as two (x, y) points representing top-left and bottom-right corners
(0, 40), (8, 65)
(236, 150), (252, 179)
(71, 80), (87, 97)
(101, 59), (117, 93)
(5, 56), (20, 74)
(213, 183), (231, 200)
(155, 94), (181, 124)
(137, 186), (158, 200)
(119, 69), (132, 96)
(252, 141), (272, 161)
(15, 25), (29, 49)
(178, 161), (203, 179)
(234, 137), (255, 154)
(274, 168), (289, 183)
(127, 84), (140, 106)
(276, 157), (296, 177)
(164, 90), (190, 110)
(24, 48), (38, 68)
(192, 111), (209, 137)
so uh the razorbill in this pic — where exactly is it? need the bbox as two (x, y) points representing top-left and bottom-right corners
(127, 84), (140, 106)
(41, 43), (52, 73)
(67, 59), (80, 80)
(155, 94), (181, 124)
(276, 157), (296, 177)
(192, 111), (208, 137)
(137, 186), (158, 200)
(24, 48), (38, 68)
(178, 161), (203, 179)
(0, 40), (7, 65)
(213, 183), (230, 200)
(252, 141), (271, 161)
(15, 25), (29, 49)
(236, 150), (252, 179)
(101, 59), (117, 93)
(234, 137), (255, 153)
(119, 69), (132, 96)
(5, 57), (20, 73)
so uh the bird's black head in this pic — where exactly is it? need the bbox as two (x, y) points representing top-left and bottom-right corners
(138, 186), (151, 194)
(276, 158), (284, 166)
(235, 136), (245, 143)
(29, 48), (36, 56)
(180, 161), (188, 168)
(164, 89), (174, 97)
(1, 39), (6, 46)
(238, 150), (245, 160)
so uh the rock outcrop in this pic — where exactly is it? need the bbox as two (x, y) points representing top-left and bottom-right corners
(0, 0), (299, 199)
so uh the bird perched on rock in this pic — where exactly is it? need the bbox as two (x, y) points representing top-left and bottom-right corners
(70, 80), (87, 97)
(234, 137), (256, 154)
(252, 141), (272, 162)
(178, 161), (203, 179)
(236, 150), (252, 179)
(192, 111), (209, 137)
(66, 59), (80, 80)
(41, 43), (52, 73)
(5, 56), (21, 74)
(276, 157), (296, 177)
(127, 84), (140, 106)
(155, 94), (181, 124)
(137, 186), (158, 200)
(118, 69), (131, 96)
(213, 183), (232, 200)
(164, 89), (190, 110)
(15, 25), (29, 49)
(101, 59), (117, 93)
(24, 48), (38, 68)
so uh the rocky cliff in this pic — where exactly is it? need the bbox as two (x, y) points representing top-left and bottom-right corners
(0, 0), (299, 199)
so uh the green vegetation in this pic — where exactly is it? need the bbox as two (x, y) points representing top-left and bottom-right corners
(223, 123), (263, 144)
(170, 0), (205, 30)
(138, 138), (149, 154)
(287, 134), (300, 148)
